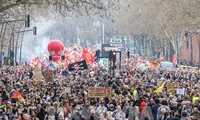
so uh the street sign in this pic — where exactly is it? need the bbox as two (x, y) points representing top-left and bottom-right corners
(110, 38), (122, 43)
(110, 44), (123, 47)
(104, 47), (122, 51)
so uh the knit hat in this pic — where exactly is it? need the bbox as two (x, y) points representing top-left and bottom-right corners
(140, 101), (147, 107)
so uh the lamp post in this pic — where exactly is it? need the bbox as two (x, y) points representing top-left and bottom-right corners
(102, 23), (105, 44)
(112, 51), (116, 78)
(119, 51), (121, 69)
(109, 50), (113, 77)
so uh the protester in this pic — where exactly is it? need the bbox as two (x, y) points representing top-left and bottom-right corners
(157, 100), (171, 120)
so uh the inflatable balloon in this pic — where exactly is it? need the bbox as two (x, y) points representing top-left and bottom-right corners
(47, 40), (64, 62)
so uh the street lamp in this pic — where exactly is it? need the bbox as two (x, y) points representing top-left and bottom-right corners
(109, 50), (113, 77)
(102, 23), (105, 44)
(112, 51), (116, 78)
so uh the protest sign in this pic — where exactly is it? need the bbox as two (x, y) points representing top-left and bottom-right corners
(167, 83), (179, 94)
(61, 87), (71, 95)
(176, 88), (185, 95)
(65, 87), (71, 93)
(99, 58), (109, 68)
(34, 69), (43, 81)
(88, 87), (111, 98)
(44, 70), (54, 83)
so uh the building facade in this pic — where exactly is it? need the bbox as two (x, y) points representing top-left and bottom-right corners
(180, 33), (200, 65)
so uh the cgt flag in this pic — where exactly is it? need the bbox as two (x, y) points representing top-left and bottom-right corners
(137, 56), (142, 62)
(68, 59), (88, 71)
(160, 55), (165, 62)
(81, 48), (95, 64)
(11, 91), (24, 100)
(172, 56), (177, 65)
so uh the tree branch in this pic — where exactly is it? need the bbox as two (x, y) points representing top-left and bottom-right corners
(0, 1), (43, 13)
(0, 2), (25, 13)
(79, 0), (105, 10)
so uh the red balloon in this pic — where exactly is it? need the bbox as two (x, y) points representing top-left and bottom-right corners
(47, 40), (64, 62)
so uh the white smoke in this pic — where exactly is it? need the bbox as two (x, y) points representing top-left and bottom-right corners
(19, 18), (56, 62)
(21, 36), (51, 62)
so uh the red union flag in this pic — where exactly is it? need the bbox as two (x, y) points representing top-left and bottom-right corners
(31, 57), (41, 65)
(137, 56), (142, 62)
(172, 56), (177, 65)
(81, 48), (95, 64)
(160, 55), (165, 62)
(11, 91), (24, 100)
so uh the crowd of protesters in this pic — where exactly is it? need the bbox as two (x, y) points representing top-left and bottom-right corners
(0, 62), (200, 120)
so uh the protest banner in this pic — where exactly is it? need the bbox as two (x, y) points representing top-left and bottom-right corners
(34, 69), (43, 81)
(88, 87), (111, 98)
(43, 70), (54, 83)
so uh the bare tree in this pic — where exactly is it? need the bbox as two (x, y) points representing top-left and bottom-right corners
(112, 0), (200, 60)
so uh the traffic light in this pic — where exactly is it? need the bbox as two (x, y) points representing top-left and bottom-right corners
(109, 50), (113, 61)
(25, 15), (30, 27)
(33, 27), (37, 35)
(49, 56), (52, 61)
(127, 49), (130, 59)
(113, 51), (116, 62)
